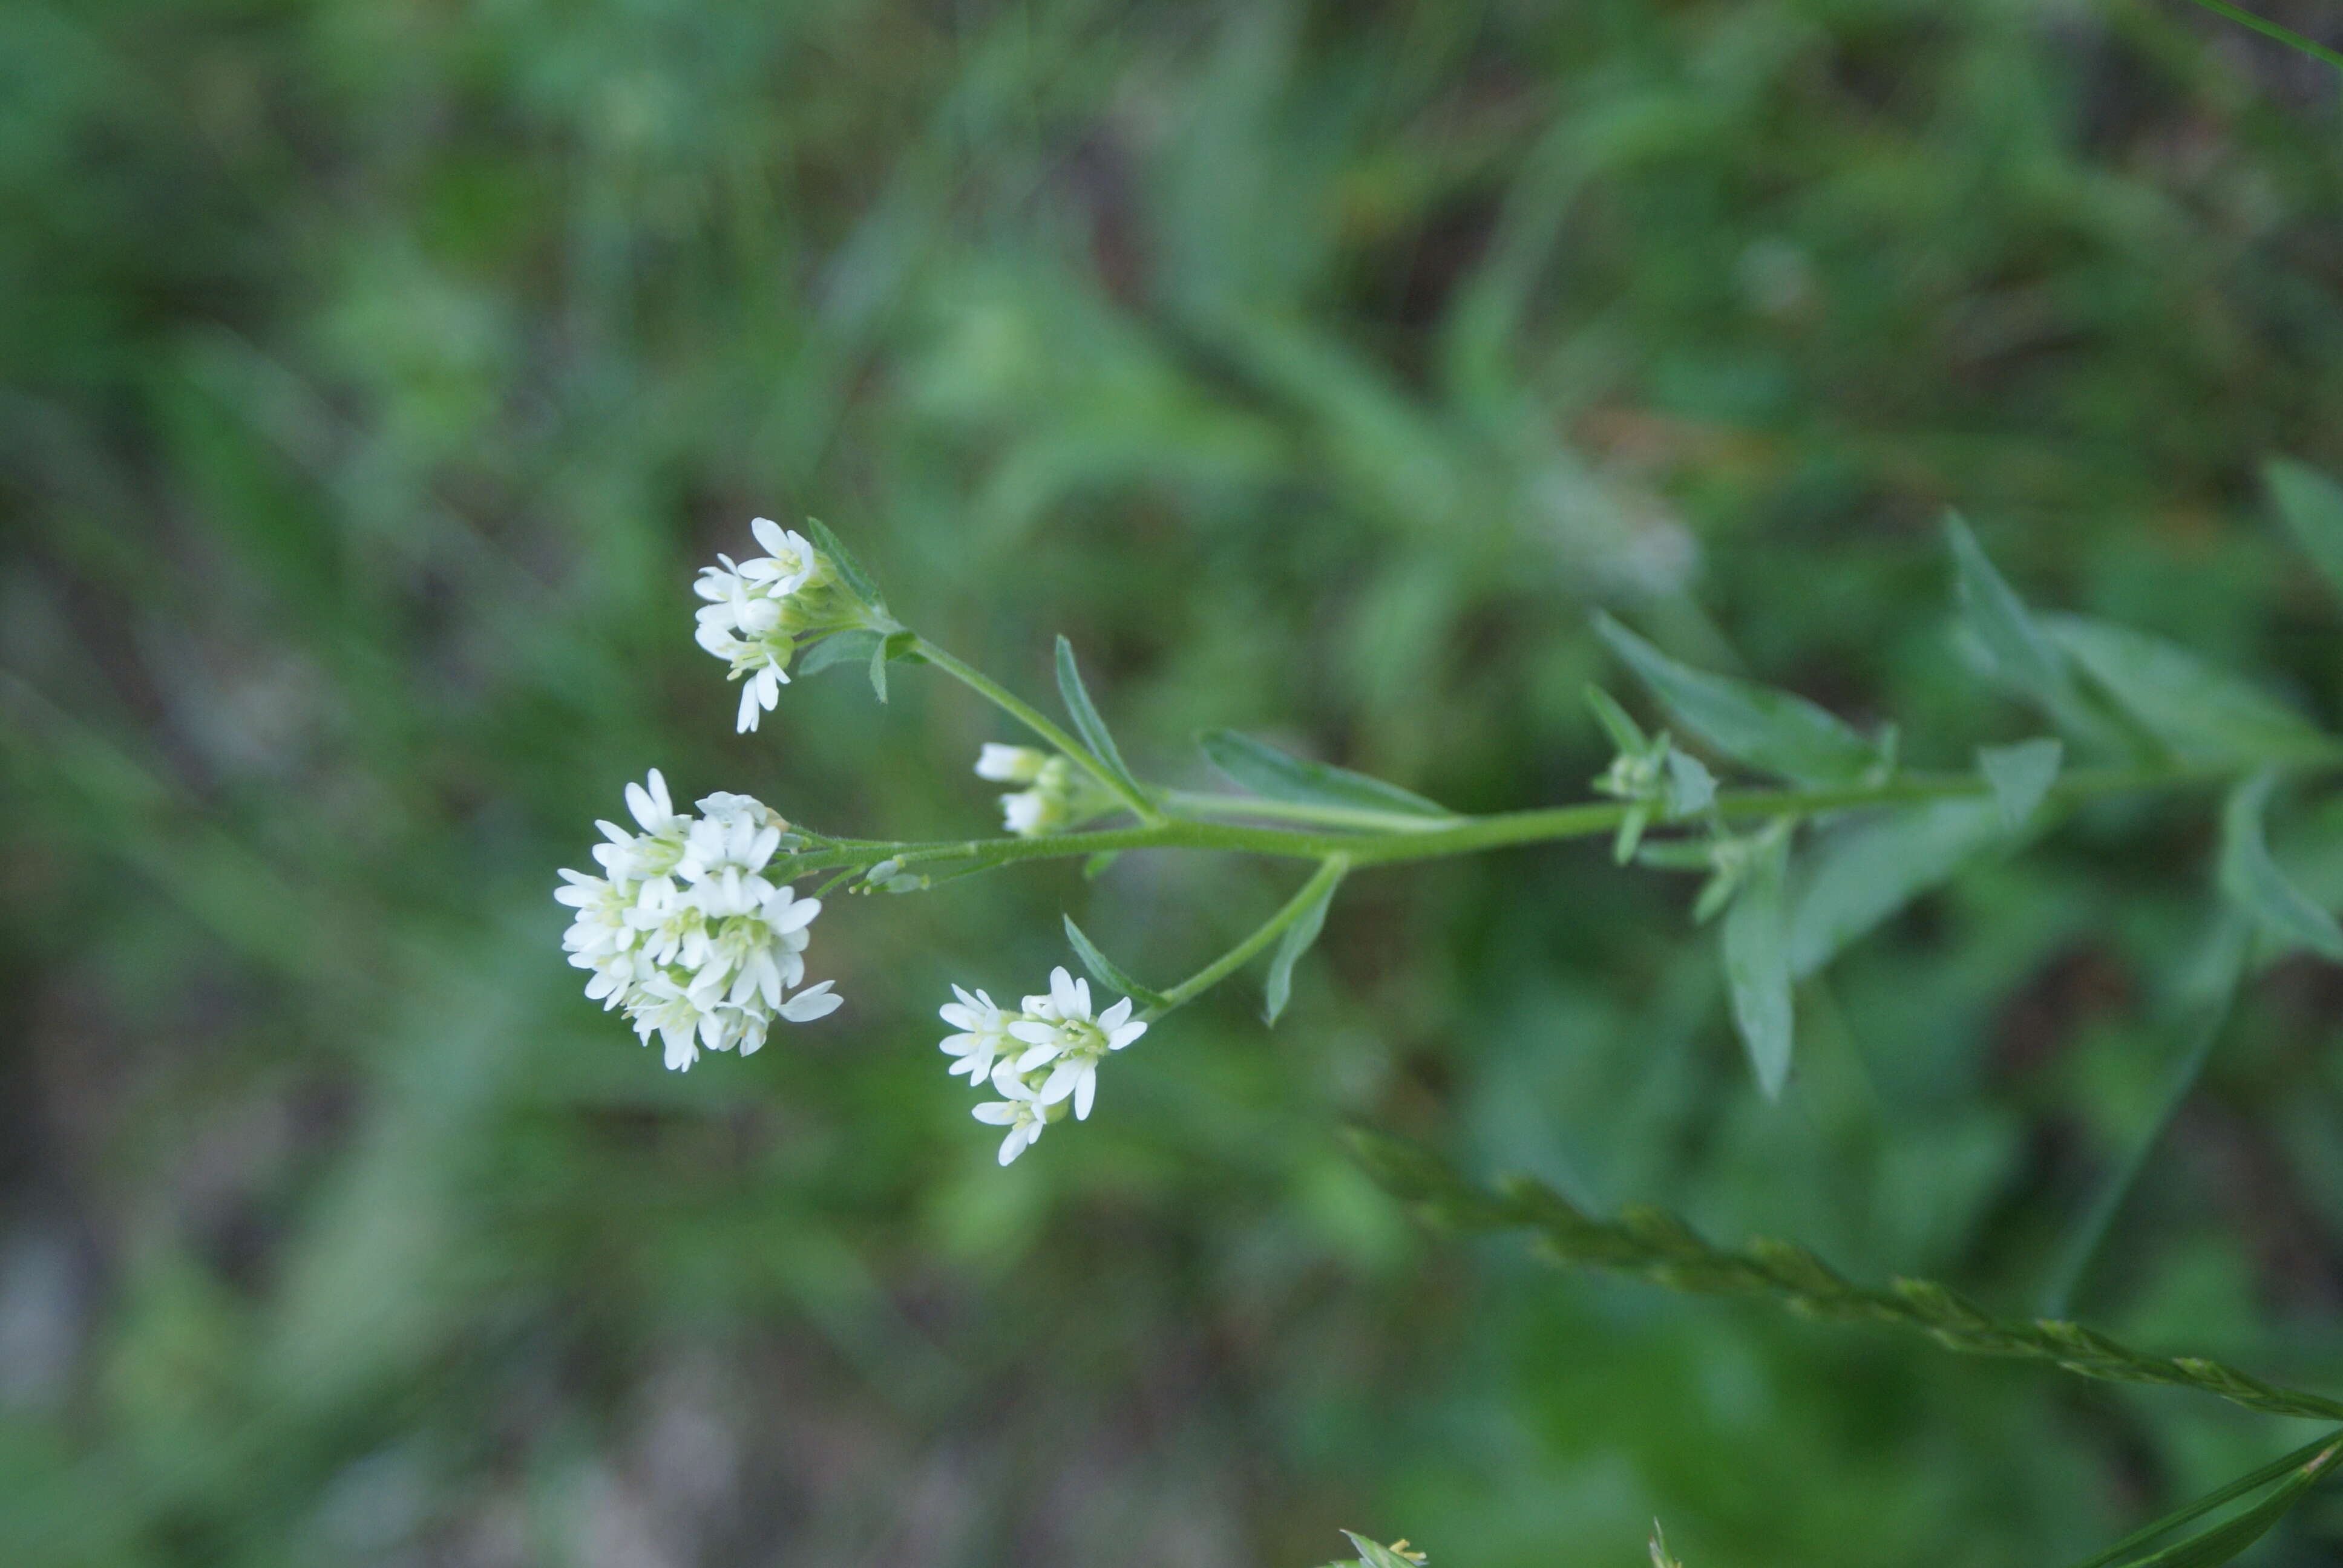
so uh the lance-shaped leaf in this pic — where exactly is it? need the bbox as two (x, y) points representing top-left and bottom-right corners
(2063, 1431), (2343, 1568)
(1063, 915), (1171, 1011)
(795, 629), (882, 678)
(1594, 614), (1884, 785)
(1978, 737), (2062, 829)
(2218, 770), (2343, 961)
(1722, 826), (1794, 1097)
(1055, 636), (1148, 800)
(2099, 1434), (2343, 1568)
(1264, 869), (1342, 1025)
(801, 517), (887, 612)
(1788, 800), (2007, 979)
(2043, 615), (2336, 765)
(2266, 458), (2343, 604)
(1198, 729), (1455, 820)
(1947, 514), (2076, 710)
(1947, 518), (2146, 758)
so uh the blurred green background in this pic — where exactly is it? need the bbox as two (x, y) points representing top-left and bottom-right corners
(8, 1), (2343, 1563)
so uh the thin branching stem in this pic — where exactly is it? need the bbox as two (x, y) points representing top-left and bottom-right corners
(1150, 855), (1351, 1018)
(912, 636), (1164, 823)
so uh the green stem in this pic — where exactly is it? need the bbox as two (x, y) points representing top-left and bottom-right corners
(1152, 856), (1352, 1017)
(913, 636), (1163, 823)
(1160, 788), (1463, 834)
(781, 762), (2244, 877)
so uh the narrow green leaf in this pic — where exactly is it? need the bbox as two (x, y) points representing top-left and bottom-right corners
(1584, 685), (1647, 753)
(1978, 737), (2062, 829)
(2045, 615), (2335, 765)
(1063, 915), (1170, 1011)
(800, 517), (885, 611)
(1788, 800), (2007, 978)
(2218, 770), (2343, 960)
(867, 636), (889, 702)
(2266, 459), (2343, 602)
(1055, 636), (1147, 797)
(1081, 851), (1122, 881)
(1198, 729), (1455, 819)
(795, 629), (882, 678)
(1722, 828), (1794, 1097)
(2111, 1435), (2343, 1568)
(1947, 514), (2074, 710)
(1594, 614), (1883, 785)
(2062, 1431), (2343, 1568)
(1263, 869), (1342, 1025)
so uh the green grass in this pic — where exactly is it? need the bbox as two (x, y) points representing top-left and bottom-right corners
(7, 1), (2343, 1563)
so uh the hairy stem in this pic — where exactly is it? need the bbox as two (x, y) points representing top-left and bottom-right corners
(1152, 855), (1351, 1018)
(912, 635), (1162, 823)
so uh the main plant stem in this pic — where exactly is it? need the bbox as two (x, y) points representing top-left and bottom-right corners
(792, 762), (2235, 877)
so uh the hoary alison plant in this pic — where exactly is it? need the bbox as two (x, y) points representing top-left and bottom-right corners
(557, 463), (2343, 1568)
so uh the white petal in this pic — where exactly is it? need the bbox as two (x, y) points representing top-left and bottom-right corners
(972, 1102), (1017, 1125)
(1098, 998), (1132, 1030)
(770, 896), (821, 935)
(1050, 968), (1084, 1017)
(1072, 1068), (1096, 1120)
(778, 982), (841, 1021)
(737, 683), (761, 733)
(1108, 1021), (1147, 1050)
(997, 1131), (1026, 1165)
(1006, 1021), (1058, 1046)
(1037, 1061), (1080, 1105)
(750, 516), (787, 555)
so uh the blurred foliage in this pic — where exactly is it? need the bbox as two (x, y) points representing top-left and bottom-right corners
(7, 1), (2343, 1564)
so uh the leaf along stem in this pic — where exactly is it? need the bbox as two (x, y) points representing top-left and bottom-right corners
(2183, 0), (2343, 73)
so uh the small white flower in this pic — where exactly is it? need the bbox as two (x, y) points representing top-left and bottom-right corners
(558, 774), (843, 1068)
(1004, 967), (1145, 1120)
(980, 752), (1113, 838)
(946, 965), (1146, 1155)
(938, 985), (1015, 1084)
(1001, 789), (1053, 835)
(971, 1064), (1052, 1165)
(975, 743), (1048, 783)
(690, 519), (854, 731)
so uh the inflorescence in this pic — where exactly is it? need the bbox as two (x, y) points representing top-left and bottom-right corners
(557, 768), (841, 1070)
(560, 520), (1155, 1164)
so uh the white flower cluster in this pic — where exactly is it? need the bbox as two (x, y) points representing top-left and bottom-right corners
(974, 743), (1112, 837)
(694, 518), (844, 733)
(557, 769), (842, 1070)
(938, 967), (1147, 1164)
